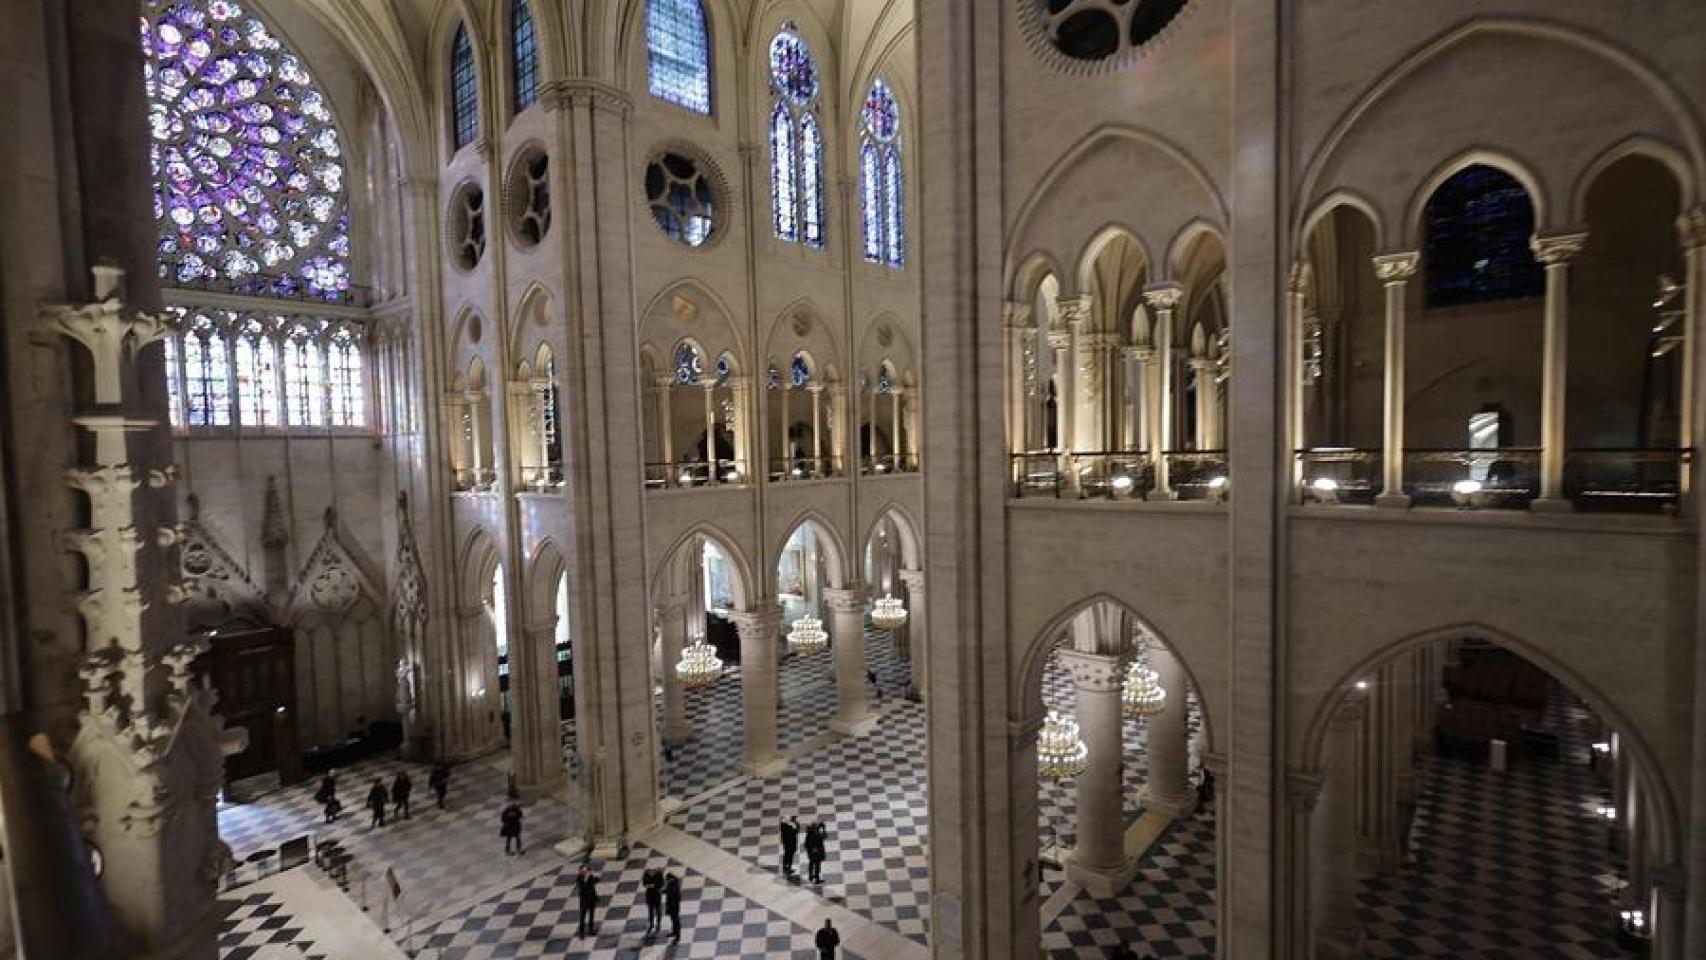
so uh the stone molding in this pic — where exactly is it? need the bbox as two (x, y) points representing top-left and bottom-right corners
(1530, 230), (1590, 264)
(1371, 251), (1420, 283)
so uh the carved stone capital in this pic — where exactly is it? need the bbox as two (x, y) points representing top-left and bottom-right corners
(1057, 648), (1128, 692)
(1003, 300), (1033, 328)
(1530, 230), (1590, 265)
(1057, 295), (1093, 327)
(1676, 206), (1706, 251)
(542, 79), (634, 118)
(1142, 282), (1185, 310)
(823, 586), (870, 615)
(726, 605), (783, 640)
(1009, 712), (1045, 748)
(1371, 251), (1420, 283)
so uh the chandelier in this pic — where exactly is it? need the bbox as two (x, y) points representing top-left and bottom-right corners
(676, 639), (724, 688)
(1123, 658), (1167, 718)
(787, 615), (829, 654)
(870, 594), (908, 631)
(1036, 709), (1089, 780)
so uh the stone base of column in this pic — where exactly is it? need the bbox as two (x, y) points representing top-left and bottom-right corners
(830, 714), (880, 737)
(1316, 922), (1365, 960)
(554, 835), (625, 862)
(742, 754), (789, 779)
(1065, 853), (1141, 899)
(1374, 492), (1411, 509)
(1530, 497), (1574, 514)
(1140, 786), (1197, 820)
(663, 728), (690, 749)
(516, 767), (568, 801)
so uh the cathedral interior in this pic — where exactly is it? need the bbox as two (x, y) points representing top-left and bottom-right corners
(1, 0), (1705, 958)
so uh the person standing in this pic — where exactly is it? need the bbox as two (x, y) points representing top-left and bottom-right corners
(574, 864), (600, 937)
(500, 801), (524, 855)
(663, 872), (682, 941)
(780, 816), (800, 879)
(315, 772), (340, 823)
(366, 778), (389, 828)
(815, 918), (841, 959)
(642, 868), (664, 935)
(804, 822), (827, 883)
(429, 762), (450, 809)
(391, 771), (413, 820)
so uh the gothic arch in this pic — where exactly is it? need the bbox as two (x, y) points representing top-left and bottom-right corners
(765, 297), (843, 377)
(1165, 219), (1228, 281)
(1010, 250), (1067, 304)
(1015, 593), (1218, 757)
(860, 502), (921, 570)
(510, 282), (555, 360)
(1298, 621), (1681, 866)
(1298, 190), (1387, 251)
(650, 522), (754, 611)
(1402, 148), (1549, 250)
(432, 1), (492, 155)
(459, 526), (501, 608)
(523, 538), (568, 628)
(772, 511), (850, 590)
(1568, 134), (1694, 223)
(1074, 224), (1153, 296)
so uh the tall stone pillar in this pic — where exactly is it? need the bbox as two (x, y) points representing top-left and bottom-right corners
(1285, 771), (1325, 958)
(1373, 252), (1419, 507)
(1358, 665), (1402, 873)
(1687, 205), (1706, 956)
(826, 587), (876, 736)
(898, 569), (927, 701)
(1191, 358), (1217, 450)
(1314, 693), (1367, 960)
(1060, 650), (1136, 896)
(514, 623), (566, 797)
(728, 375), (752, 480)
(730, 606), (785, 777)
(1143, 284), (1183, 497)
(658, 599), (690, 747)
(1143, 643), (1194, 817)
(1531, 231), (1589, 511)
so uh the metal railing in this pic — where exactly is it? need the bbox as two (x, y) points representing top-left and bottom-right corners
(1165, 450), (1229, 501)
(1296, 448), (1382, 505)
(860, 453), (919, 476)
(518, 465), (564, 493)
(644, 459), (749, 490)
(1565, 448), (1691, 513)
(767, 456), (844, 481)
(1402, 448), (1540, 509)
(452, 466), (498, 493)
(1012, 452), (1063, 497)
(1010, 451), (1158, 500)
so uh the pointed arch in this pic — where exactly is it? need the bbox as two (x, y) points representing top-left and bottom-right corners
(1402, 148), (1549, 251)
(524, 538), (568, 627)
(860, 502), (921, 570)
(772, 510), (851, 590)
(650, 521), (754, 611)
(459, 527), (501, 607)
(1568, 134), (1694, 224)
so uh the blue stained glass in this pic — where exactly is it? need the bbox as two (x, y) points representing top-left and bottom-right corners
(512, 0), (538, 113)
(451, 24), (478, 149)
(769, 26), (824, 248)
(860, 142), (882, 262)
(770, 101), (797, 241)
(142, 0), (350, 299)
(883, 147), (904, 267)
(329, 327), (364, 427)
(715, 353), (731, 383)
(858, 80), (905, 268)
(163, 334), (185, 427)
(184, 315), (232, 426)
(767, 364), (781, 391)
(791, 354), (810, 388)
(646, 0), (712, 115)
(675, 342), (703, 385)
(799, 112), (824, 248)
(284, 326), (325, 427)
(862, 80), (899, 142)
(877, 366), (891, 393)
(1424, 164), (1543, 308)
(768, 29), (818, 101)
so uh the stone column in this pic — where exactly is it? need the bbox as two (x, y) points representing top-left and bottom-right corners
(1122, 346), (1144, 452)
(514, 622), (567, 797)
(1285, 771), (1325, 958)
(1358, 665), (1402, 873)
(891, 386), (904, 460)
(1191, 357), (1217, 450)
(1136, 347), (1158, 456)
(1143, 643), (1194, 816)
(826, 587), (876, 736)
(657, 598), (690, 747)
(1060, 649), (1136, 896)
(898, 569), (927, 701)
(1144, 284), (1183, 497)
(729, 606), (785, 777)
(1289, 262), (1310, 492)
(1688, 202), (1706, 955)
(809, 383), (825, 471)
(1531, 231), (1589, 511)
(1373, 252), (1419, 507)
(1652, 862), (1687, 960)
(1676, 209), (1704, 499)
(780, 382), (794, 475)
(728, 375), (751, 480)
(1314, 692), (1367, 960)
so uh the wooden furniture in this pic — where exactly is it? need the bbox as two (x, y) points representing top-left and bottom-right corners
(196, 626), (303, 786)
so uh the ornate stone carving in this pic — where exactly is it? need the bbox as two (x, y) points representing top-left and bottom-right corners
(1371, 251), (1420, 283)
(1142, 283), (1184, 311)
(261, 476), (289, 550)
(1530, 230), (1590, 265)
(287, 507), (382, 621)
(1676, 206), (1706, 251)
(1058, 648), (1128, 692)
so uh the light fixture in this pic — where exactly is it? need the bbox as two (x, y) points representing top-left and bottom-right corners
(1122, 658), (1167, 718)
(1208, 476), (1228, 490)
(676, 639), (724, 687)
(870, 595), (908, 631)
(1037, 710), (1089, 780)
(1311, 477), (1339, 492)
(1452, 478), (1484, 509)
(791, 466), (804, 478)
(1110, 473), (1134, 494)
(1592, 740), (1612, 756)
(678, 471), (695, 487)
(723, 469), (741, 482)
(875, 461), (888, 473)
(786, 615), (829, 654)
(1595, 802), (1617, 821)
(1355, 679), (1369, 691)
(1621, 908), (1648, 934)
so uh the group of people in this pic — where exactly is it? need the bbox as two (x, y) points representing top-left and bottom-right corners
(312, 763), (453, 827)
(778, 815), (831, 883)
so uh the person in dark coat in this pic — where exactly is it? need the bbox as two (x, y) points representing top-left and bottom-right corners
(804, 822), (827, 883)
(815, 918), (841, 959)
(391, 771), (413, 820)
(500, 801), (524, 855)
(663, 872), (682, 941)
(641, 868), (663, 934)
(429, 763), (450, 809)
(574, 864), (600, 936)
(780, 816), (801, 878)
(315, 772), (341, 823)
(366, 778), (388, 828)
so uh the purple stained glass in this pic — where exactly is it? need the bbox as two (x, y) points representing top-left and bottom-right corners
(142, 0), (350, 301)
(862, 80), (899, 142)
(768, 28), (818, 103)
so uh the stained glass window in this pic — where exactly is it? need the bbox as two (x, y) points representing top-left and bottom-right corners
(791, 353), (811, 388)
(284, 326), (325, 427)
(877, 364), (892, 394)
(328, 327), (364, 427)
(1424, 164), (1543, 308)
(163, 334), (185, 428)
(141, 0), (351, 300)
(646, 153), (717, 246)
(767, 364), (781, 391)
(859, 80), (904, 267)
(235, 319), (280, 426)
(768, 26), (824, 248)
(512, 0), (538, 113)
(452, 24), (478, 149)
(675, 342), (703, 385)
(647, 0), (712, 115)
(184, 314), (232, 426)
(715, 353), (732, 384)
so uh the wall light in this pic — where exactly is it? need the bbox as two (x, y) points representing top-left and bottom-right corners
(1110, 474), (1134, 495)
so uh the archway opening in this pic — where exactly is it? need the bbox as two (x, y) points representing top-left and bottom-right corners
(774, 521), (840, 748)
(1297, 203), (1385, 504)
(862, 511), (918, 699)
(653, 534), (746, 803)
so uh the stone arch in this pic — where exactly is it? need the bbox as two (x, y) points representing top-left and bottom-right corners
(1010, 250), (1068, 304)
(510, 282), (554, 359)
(1299, 621), (1680, 866)
(1299, 190), (1387, 251)
(1569, 134), (1695, 224)
(1402, 148), (1549, 250)
(523, 538), (568, 628)
(1074, 224), (1153, 296)
(459, 526), (501, 608)
(772, 511), (850, 590)
(650, 521), (754, 612)
(638, 278), (749, 368)
(432, 1), (492, 156)
(1015, 593), (1218, 757)
(765, 297), (844, 377)
(860, 502), (921, 570)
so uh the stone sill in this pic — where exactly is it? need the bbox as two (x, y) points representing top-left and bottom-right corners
(646, 483), (754, 499)
(1287, 502), (1691, 538)
(1007, 497), (1227, 515)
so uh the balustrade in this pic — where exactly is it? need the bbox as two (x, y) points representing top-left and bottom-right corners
(861, 452), (919, 476)
(1564, 448), (1691, 513)
(1164, 451), (1229, 501)
(1296, 449), (1382, 505)
(644, 459), (749, 490)
(1401, 448), (1540, 509)
(518, 465), (564, 493)
(767, 456), (844, 481)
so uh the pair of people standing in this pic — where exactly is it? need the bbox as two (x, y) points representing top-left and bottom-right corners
(640, 868), (683, 940)
(364, 772), (413, 827)
(780, 816), (830, 883)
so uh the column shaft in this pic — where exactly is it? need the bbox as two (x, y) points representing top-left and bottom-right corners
(1373, 253), (1419, 506)
(731, 607), (783, 775)
(1145, 644), (1193, 816)
(1533, 232), (1588, 510)
(1314, 694), (1367, 959)
(1061, 650), (1129, 878)
(827, 588), (874, 735)
(659, 604), (689, 747)
(898, 569), (927, 701)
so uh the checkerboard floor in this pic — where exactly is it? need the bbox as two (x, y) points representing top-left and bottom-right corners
(413, 845), (865, 959)
(217, 753), (574, 924)
(219, 888), (330, 960)
(1358, 684), (1636, 959)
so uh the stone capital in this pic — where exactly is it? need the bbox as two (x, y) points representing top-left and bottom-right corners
(1142, 282), (1185, 310)
(1286, 769), (1325, 812)
(823, 586), (870, 614)
(897, 568), (925, 595)
(1676, 206), (1706, 251)
(653, 375), (677, 391)
(1530, 230), (1590, 265)
(1288, 260), (1311, 295)
(541, 79), (633, 118)
(726, 605), (782, 639)
(1371, 251), (1420, 283)
(1057, 648), (1128, 693)
(1057, 294), (1092, 327)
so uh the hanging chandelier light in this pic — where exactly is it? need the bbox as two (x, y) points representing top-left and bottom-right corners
(1037, 709), (1089, 780)
(1123, 658), (1167, 718)
(786, 615), (829, 654)
(870, 594), (908, 631)
(676, 639), (724, 688)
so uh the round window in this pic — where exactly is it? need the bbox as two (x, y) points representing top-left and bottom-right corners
(1027, 0), (1190, 66)
(506, 149), (551, 247)
(449, 183), (487, 270)
(644, 152), (718, 248)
